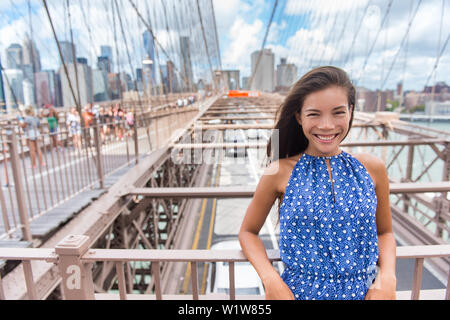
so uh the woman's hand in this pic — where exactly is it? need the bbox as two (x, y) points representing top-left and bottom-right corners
(365, 273), (397, 300)
(263, 274), (295, 300)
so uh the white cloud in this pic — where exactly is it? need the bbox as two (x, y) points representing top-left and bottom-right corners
(284, 0), (368, 15)
(1, 0), (448, 91)
(222, 18), (263, 75)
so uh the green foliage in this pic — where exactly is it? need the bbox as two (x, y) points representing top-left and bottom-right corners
(409, 105), (425, 114)
(385, 99), (399, 112)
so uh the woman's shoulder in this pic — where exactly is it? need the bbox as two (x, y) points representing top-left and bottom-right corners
(348, 152), (387, 187)
(263, 154), (300, 175)
(262, 154), (302, 194)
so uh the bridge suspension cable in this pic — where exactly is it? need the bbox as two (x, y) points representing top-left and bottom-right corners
(248, 0), (279, 90)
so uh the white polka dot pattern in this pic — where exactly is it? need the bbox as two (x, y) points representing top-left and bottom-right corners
(279, 151), (379, 300)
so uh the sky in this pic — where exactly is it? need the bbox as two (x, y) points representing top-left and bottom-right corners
(0, 0), (449, 92)
(213, 0), (450, 91)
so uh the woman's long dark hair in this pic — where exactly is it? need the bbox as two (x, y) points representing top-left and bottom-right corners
(267, 66), (356, 161)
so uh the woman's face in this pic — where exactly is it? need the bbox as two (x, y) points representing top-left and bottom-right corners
(295, 86), (352, 157)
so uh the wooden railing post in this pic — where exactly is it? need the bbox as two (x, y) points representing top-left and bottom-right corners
(55, 235), (94, 300)
(6, 126), (32, 241)
(92, 119), (104, 189)
(403, 140), (415, 214)
(446, 265), (450, 300)
(133, 112), (139, 164)
(411, 258), (424, 300)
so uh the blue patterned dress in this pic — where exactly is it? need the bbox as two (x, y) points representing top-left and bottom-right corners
(279, 151), (379, 300)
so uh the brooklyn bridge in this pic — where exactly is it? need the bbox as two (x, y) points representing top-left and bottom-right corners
(0, 0), (449, 301)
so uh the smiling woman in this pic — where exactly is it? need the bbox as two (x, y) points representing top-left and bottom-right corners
(267, 66), (355, 160)
(239, 66), (397, 300)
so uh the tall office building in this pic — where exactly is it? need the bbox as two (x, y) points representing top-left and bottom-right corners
(179, 36), (193, 92)
(100, 45), (113, 72)
(241, 77), (249, 90)
(22, 64), (34, 82)
(136, 68), (143, 92)
(77, 57), (88, 65)
(2, 69), (24, 110)
(44, 70), (57, 106)
(6, 44), (23, 69)
(276, 58), (297, 91)
(23, 36), (41, 73)
(34, 70), (57, 107)
(108, 73), (121, 100)
(23, 78), (35, 106)
(34, 71), (52, 107)
(59, 41), (76, 65)
(142, 56), (153, 95)
(92, 69), (109, 102)
(54, 73), (63, 107)
(250, 49), (274, 92)
(162, 60), (176, 93)
(59, 62), (93, 107)
(97, 56), (111, 73)
(143, 31), (156, 84)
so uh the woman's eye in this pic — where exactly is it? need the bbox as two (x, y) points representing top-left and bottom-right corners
(306, 114), (318, 117)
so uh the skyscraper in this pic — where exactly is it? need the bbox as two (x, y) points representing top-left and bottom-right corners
(23, 78), (35, 106)
(97, 56), (111, 73)
(23, 36), (41, 73)
(77, 57), (88, 65)
(59, 41), (76, 65)
(276, 58), (297, 91)
(34, 70), (58, 107)
(34, 71), (52, 107)
(179, 36), (193, 92)
(162, 60), (176, 93)
(100, 45), (113, 72)
(6, 43), (23, 69)
(250, 49), (274, 92)
(143, 31), (156, 84)
(108, 73), (121, 100)
(2, 69), (24, 110)
(136, 68), (143, 92)
(92, 69), (109, 102)
(59, 62), (92, 107)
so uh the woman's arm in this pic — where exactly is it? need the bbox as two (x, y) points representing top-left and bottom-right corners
(365, 156), (397, 300)
(239, 161), (294, 300)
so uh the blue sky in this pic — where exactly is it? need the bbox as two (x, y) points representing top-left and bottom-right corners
(1, 0), (449, 91)
(214, 0), (450, 91)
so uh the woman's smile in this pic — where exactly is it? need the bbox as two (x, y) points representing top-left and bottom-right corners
(313, 133), (340, 143)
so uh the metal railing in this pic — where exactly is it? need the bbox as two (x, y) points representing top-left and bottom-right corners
(0, 234), (449, 300)
(0, 99), (203, 241)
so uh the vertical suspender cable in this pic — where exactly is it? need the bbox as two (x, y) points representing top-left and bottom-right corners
(195, 0), (215, 90)
(41, 0), (82, 125)
(430, 0), (445, 106)
(248, 0), (279, 91)
(210, 0), (222, 72)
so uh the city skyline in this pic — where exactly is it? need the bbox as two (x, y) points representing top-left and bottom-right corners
(1, 36), (448, 112)
(0, 0), (449, 112)
(0, 1), (448, 93)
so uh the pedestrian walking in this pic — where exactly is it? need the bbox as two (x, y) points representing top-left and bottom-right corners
(43, 104), (62, 151)
(67, 107), (81, 149)
(19, 106), (45, 168)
